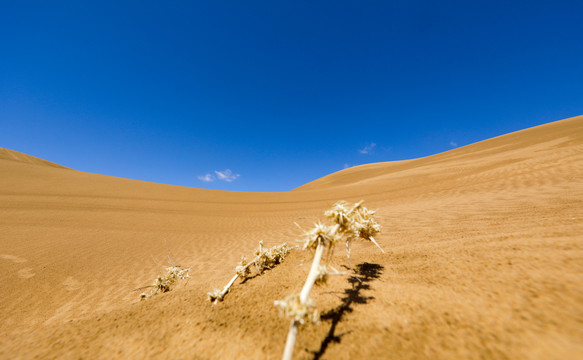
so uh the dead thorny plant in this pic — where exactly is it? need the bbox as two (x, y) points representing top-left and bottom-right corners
(208, 240), (291, 305)
(275, 200), (383, 360)
(137, 243), (191, 300)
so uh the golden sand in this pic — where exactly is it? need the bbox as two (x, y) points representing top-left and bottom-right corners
(1, 115), (581, 359)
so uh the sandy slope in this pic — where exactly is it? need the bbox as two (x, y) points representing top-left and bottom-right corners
(0, 115), (582, 359)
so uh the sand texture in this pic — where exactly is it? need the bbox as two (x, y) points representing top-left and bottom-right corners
(1, 115), (582, 359)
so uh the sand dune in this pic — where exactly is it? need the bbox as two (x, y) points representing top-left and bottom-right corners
(1, 115), (582, 359)
(0, 148), (69, 169)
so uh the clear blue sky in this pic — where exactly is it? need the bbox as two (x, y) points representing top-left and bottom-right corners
(1, 1), (582, 192)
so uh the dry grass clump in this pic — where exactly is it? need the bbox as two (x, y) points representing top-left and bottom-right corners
(275, 200), (383, 360)
(139, 266), (190, 300)
(208, 240), (291, 305)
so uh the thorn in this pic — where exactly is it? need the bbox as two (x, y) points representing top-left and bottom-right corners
(369, 237), (385, 253)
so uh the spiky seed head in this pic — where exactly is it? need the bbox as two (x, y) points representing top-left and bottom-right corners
(352, 207), (381, 240)
(324, 200), (357, 231)
(274, 294), (319, 325)
(303, 222), (341, 250)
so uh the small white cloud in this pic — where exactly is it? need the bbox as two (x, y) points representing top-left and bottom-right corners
(358, 142), (376, 154)
(449, 141), (458, 147)
(214, 169), (240, 182)
(198, 173), (215, 182)
(343, 163), (350, 169)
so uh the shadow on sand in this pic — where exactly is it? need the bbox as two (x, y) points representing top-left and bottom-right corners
(310, 262), (384, 360)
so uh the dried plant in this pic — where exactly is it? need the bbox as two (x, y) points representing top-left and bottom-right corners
(137, 245), (191, 300)
(325, 200), (384, 265)
(139, 266), (190, 300)
(275, 200), (383, 360)
(208, 240), (291, 305)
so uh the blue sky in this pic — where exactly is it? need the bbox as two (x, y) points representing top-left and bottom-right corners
(1, 1), (582, 192)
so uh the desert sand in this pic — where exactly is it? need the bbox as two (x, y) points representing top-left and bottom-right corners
(0, 115), (582, 359)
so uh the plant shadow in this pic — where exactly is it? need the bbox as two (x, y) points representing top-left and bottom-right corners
(309, 262), (384, 360)
(239, 273), (261, 284)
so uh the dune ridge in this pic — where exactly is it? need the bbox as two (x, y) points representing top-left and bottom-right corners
(0, 148), (70, 169)
(0, 115), (582, 359)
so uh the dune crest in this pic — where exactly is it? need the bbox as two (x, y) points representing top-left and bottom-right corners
(0, 147), (70, 169)
(294, 115), (582, 191)
(0, 115), (582, 359)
